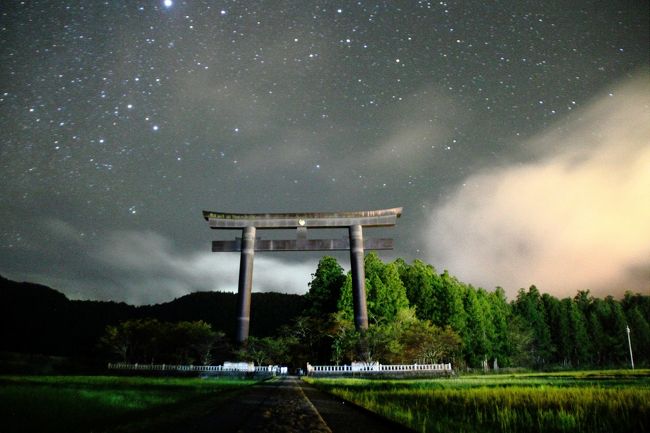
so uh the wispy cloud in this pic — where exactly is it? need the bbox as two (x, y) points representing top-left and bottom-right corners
(426, 73), (650, 298)
(94, 230), (317, 304)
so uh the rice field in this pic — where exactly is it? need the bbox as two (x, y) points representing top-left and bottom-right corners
(305, 370), (650, 433)
(0, 375), (257, 433)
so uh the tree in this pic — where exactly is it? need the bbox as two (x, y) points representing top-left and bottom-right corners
(337, 253), (409, 324)
(329, 311), (359, 365)
(282, 315), (334, 366)
(604, 296), (629, 364)
(370, 260), (410, 322)
(512, 286), (553, 367)
(100, 323), (129, 362)
(239, 336), (291, 366)
(542, 294), (563, 364)
(462, 287), (491, 367)
(164, 320), (218, 364)
(487, 287), (511, 366)
(100, 319), (222, 364)
(398, 259), (437, 321)
(567, 299), (590, 366)
(437, 271), (467, 333)
(304, 257), (346, 316)
(505, 315), (534, 367)
(397, 310), (461, 364)
(588, 298), (609, 365)
(626, 306), (650, 365)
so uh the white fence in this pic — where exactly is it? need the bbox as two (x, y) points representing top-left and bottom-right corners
(108, 362), (451, 376)
(306, 362), (452, 375)
(107, 362), (287, 375)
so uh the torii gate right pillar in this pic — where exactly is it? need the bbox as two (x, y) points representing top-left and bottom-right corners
(349, 224), (369, 331)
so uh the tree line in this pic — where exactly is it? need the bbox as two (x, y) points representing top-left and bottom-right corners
(100, 254), (649, 370)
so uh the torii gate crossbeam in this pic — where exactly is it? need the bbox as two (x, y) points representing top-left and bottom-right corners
(203, 208), (402, 343)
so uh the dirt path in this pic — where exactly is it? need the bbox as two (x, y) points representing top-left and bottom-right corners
(164, 376), (413, 433)
(299, 378), (414, 433)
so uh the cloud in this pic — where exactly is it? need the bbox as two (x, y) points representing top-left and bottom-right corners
(94, 230), (317, 304)
(365, 86), (460, 170)
(426, 73), (650, 298)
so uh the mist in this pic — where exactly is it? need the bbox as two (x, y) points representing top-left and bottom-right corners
(426, 73), (650, 298)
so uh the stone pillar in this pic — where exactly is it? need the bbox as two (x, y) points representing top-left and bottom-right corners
(349, 224), (369, 331)
(235, 226), (256, 344)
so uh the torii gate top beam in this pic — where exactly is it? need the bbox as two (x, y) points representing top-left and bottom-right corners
(202, 207), (402, 230)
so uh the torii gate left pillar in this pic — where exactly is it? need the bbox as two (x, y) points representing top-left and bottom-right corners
(203, 208), (402, 344)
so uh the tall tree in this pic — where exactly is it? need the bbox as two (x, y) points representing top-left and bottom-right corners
(588, 298), (609, 365)
(304, 256), (346, 316)
(542, 293), (562, 364)
(462, 287), (491, 367)
(605, 296), (630, 364)
(164, 320), (218, 364)
(397, 259), (437, 321)
(567, 299), (591, 366)
(437, 270), (468, 333)
(338, 253), (409, 324)
(487, 287), (511, 366)
(512, 286), (553, 367)
(626, 306), (650, 365)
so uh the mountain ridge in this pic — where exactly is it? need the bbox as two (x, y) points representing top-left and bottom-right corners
(0, 274), (306, 358)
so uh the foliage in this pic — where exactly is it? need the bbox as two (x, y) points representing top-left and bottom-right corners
(329, 308), (462, 365)
(4, 252), (650, 371)
(237, 336), (292, 366)
(329, 255), (650, 370)
(304, 256), (346, 316)
(100, 319), (226, 364)
(338, 252), (409, 324)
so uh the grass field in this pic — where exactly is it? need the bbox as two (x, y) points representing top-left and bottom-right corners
(305, 370), (650, 433)
(0, 375), (257, 433)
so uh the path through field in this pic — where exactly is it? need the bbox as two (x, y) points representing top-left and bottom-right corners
(165, 376), (413, 433)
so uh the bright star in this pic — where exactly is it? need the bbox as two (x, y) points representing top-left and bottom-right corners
(163, 0), (173, 8)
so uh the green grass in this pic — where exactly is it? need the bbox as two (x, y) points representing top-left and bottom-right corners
(305, 370), (650, 433)
(0, 375), (257, 433)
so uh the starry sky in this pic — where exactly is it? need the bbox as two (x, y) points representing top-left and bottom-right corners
(1, 1), (648, 304)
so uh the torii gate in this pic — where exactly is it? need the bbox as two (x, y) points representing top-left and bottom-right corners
(202, 208), (402, 343)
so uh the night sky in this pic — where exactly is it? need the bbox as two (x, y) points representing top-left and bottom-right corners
(1, 1), (648, 304)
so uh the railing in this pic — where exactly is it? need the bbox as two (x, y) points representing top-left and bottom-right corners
(108, 362), (451, 375)
(306, 362), (452, 375)
(107, 363), (287, 374)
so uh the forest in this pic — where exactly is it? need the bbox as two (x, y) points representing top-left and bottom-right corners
(236, 254), (650, 369)
(2, 254), (649, 371)
(99, 254), (650, 370)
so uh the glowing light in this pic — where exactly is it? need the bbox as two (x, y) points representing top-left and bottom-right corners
(163, 0), (173, 8)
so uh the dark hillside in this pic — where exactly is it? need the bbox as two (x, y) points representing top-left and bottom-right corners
(0, 276), (73, 355)
(142, 291), (306, 338)
(0, 275), (306, 359)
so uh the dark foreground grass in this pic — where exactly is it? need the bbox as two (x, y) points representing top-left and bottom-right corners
(0, 375), (257, 433)
(306, 369), (650, 433)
